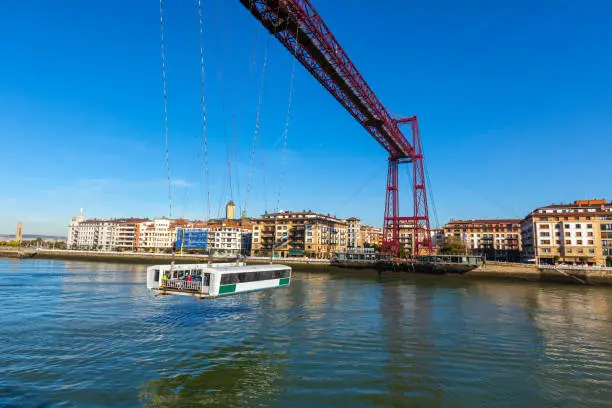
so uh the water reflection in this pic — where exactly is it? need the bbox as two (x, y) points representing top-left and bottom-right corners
(139, 343), (284, 407)
(2, 260), (612, 407)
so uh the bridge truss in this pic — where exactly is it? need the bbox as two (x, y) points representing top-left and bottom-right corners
(239, 0), (432, 255)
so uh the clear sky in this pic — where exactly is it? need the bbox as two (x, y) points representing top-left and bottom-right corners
(1, 0), (611, 236)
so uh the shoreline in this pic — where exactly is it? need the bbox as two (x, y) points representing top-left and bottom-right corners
(2, 248), (612, 286)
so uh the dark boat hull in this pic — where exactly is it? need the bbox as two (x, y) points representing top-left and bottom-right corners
(332, 261), (478, 275)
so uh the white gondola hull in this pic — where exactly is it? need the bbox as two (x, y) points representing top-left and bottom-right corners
(147, 263), (291, 298)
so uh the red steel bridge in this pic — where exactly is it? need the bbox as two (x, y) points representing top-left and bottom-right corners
(240, 0), (432, 256)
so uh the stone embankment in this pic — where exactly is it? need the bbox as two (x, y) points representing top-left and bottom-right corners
(0, 248), (330, 269)
(2, 249), (612, 285)
(469, 261), (612, 285)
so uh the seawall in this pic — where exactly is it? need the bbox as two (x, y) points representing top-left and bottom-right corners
(468, 261), (612, 286)
(2, 249), (612, 285)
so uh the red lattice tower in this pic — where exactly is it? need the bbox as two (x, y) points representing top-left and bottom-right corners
(239, 0), (432, 256)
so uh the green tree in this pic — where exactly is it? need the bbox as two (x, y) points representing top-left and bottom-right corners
(398, 246), (408, 258)
(439, 236), (467, 255)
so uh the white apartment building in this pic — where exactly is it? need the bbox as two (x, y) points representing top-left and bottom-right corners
(208, 227), (252, 256)
(67, 211), (149, 251)
(68, 219), (119, 251)
(67, 210), (85, 248)
(346, 217), (362, 248)
(136, 219), (175, 251)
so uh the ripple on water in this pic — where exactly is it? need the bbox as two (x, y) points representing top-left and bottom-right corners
(1, 259), (612, 407)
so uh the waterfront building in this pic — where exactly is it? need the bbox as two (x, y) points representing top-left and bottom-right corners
(207, 226), (251, 256)
(384, 222), (416, 256)
(430, 228), (445, 251)
(251, 210), (347, 258)
(360, 225), (383, 248)
(15, 222), (23, 243)
(67, 210), (86, 249)
(72, 219), (119, 251)
(114, 219), (148, 251)
(443, 219), (522, 261)
(135, 219), (175, 252)
(67, 209), (148, 251)
(521, 199), (612, 266)
(346, 217), (362, 248)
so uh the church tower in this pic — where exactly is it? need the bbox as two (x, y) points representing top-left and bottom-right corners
(226, 200), (236, 220)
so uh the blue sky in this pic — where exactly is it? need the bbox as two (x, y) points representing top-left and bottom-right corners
(1, 0), (611, 236)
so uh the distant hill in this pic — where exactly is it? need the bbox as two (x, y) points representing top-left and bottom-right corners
(0, 234), (66, 241)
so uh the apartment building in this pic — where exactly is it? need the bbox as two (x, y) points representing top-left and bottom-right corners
(251, 211), (348, 258)
(443, 219), (522, 261)
(360, 224), (383, 248)
(208, 226), (251, 256)
(521, 199), (612, 266)
(67, 211), (86, 248)
(384, 222), (416, 256)
(430, 229), (445, 250)
(68, 219), (124, 251)
(67, 209), (150, 251)
(346, 217), (362, 248)
(135, 219), (175, 252)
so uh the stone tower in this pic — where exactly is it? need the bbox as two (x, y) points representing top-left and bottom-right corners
(15, 222), (23, 242)
(226, 200), (236, 220)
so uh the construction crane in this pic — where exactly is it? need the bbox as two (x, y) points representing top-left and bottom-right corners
(239, 0), (432, 256)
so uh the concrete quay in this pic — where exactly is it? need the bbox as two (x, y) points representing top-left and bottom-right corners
(468, 261), (612, 286)
(2, 249), (612, 285)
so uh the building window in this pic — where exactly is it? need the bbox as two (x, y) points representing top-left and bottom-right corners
(577, 240), (583, 245)
(576, 232), (582, 237)
(565, 224), (570, 228)
(588, 240), (594, 245)
(540, 232), (550, 237)
(587, 232), (593, 237)
(540, 224), (550, 229)
(587, 224), (593, 229)
(589, 249), (595, 254)
(575, 224), (581, 228)
(540, 240), (551, 245)
(565, 240), (571, 245)
(565, 232), (570, 237)
(568, 249), (573, 254)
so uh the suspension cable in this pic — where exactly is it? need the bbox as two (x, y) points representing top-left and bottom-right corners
(160, 0), (176, 275)
(210, 0), (234, 203)
(424, 159), (440, 229)
(274, 29), (299, 213)
(160, 0), (172, 218)
(197, 0), (211, 221)
(245, 37), (270, 216)
(230, 24), (259, 218)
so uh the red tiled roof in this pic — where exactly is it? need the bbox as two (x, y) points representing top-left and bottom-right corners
(447, 219), (521, 225)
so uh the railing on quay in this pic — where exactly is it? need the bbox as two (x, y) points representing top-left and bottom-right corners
(539, 264), (612, 272)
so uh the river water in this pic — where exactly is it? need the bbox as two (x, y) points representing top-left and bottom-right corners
(1, 259), (612, 407)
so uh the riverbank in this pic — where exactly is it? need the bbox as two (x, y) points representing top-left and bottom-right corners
(467, 261), (612, 286)
(2, 248), (612, 285)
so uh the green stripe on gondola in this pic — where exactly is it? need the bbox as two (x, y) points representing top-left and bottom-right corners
(279, 278), (290, 286)
(219, 284), (236, 294)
